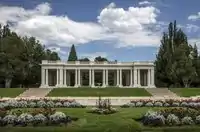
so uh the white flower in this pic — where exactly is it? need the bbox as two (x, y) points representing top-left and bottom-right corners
(46, 101), (55, 108)
(49, 112), (66, 123)
(34, 114), (47, 123)
(3, 115), (17, 124)
(37, 100), (47, 108)
(17, 113), (34, 124)
(166, 114), (180, 126)
(55, 102), (63, 107)
(181, 116), (193, 125)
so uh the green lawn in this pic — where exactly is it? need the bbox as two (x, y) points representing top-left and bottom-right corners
(0, 88), (26, 97)
(169, 88), (200, 97)
(47, 88), (151, 97)
(4, 107), (200, 132)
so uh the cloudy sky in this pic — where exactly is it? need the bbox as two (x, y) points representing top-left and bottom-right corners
(0, 0), (200, 61)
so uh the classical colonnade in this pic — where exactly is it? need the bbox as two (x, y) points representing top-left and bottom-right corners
(40, 60), (155, 88)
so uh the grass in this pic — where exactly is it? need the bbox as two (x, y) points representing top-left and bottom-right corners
(0, 88), (26, 97)
(47, 88), (151, 97)
(4, 107), (200, 132)
(169, 88), (200, 97)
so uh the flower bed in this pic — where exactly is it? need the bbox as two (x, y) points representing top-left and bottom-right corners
(0, 108), (78, 127)
(140, 107), (200, 126)
(88, 96), (117, 115)
(121, 98), (200, 109)
(0, 98), (85, 109)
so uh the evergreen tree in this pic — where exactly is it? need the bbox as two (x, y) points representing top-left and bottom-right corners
(155, 21), (195, 87)
(68, 44), (78, 61)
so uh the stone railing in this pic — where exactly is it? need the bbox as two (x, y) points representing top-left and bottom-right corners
(41, 60), (154, 66)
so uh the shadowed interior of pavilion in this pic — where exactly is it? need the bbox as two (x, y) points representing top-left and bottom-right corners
(47, 69), (148, 87)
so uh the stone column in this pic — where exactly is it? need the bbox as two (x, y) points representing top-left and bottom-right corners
(78, 69), (81, 87)
(74, 69), (77, 87)
(59, 68), (63, 87)
(117, 69), (119, 86)
(130, 69), (133, 87)
(41, 67), (45, 87)
(56, 69), (59, 87)
(119, 69), (122, 87)
(92, 69), (95, 87)
(63, 69), (67, 87)
(103, 69), (105, 87)
(151, 68), (155, 87)
(133, 68), (137, 87)
(138, 69), (141, 87)
(89, 69), (91, 86)
(148, 69), (151, 87)
(106, 69), (108, 86)
(45, 69), (49, 87)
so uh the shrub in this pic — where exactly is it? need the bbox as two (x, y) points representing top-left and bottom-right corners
(3, 114), (17, 125)
(33, 114), (47, 125)
(55, 102), (63, 107)
(135, 102), (143, 107)
(181, 116), (194, 125)
(145, 102), (153, 107)
(49, 112), (67, 124)
(172, 102), (179, 107)
(180, 102), (188, 107)
(18, 101), (28, 108)
(195, 115), (200, 124)
(37, 100), (47, 108)
(154, 102), (163, 107)
(163, 103), (170, 107)
(166, 114), (180, 126)
(143, 110), (165, 126)
(6, 100), (18, 108)
(28, 102), (36, 108)
(17, 113), (33, 126)
(46, 101), (54, 108)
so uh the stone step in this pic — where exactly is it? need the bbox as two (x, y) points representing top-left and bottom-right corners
(18, 88), (53, 98)
(145, 88), (178, 97)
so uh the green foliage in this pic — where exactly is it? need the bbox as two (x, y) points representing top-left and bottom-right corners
(155, 21), (198, 88)
(0, 24), (60, 88)
(94, 56), (108, 62)
(79, 57), (90, 61)
(68, 44), (77, 61)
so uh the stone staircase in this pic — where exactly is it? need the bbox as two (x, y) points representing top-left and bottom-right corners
(145, 88), (178, 98)
(17, 88), (53, 98)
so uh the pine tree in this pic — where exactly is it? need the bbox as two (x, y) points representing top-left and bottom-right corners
(155, 21), (194, 87)
(68, 44), (78, 61)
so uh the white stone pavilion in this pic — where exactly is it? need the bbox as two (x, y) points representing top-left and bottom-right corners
(40, 60), (156, 88)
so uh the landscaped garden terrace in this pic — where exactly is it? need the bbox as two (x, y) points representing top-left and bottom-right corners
(1, 97), (200, 131)
(47, 88), (151, 97)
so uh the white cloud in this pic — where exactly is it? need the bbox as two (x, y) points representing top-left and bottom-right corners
(188, 12), (200, 21)
(0, 2), (162, 48)
(186, 24), (200, 33)
(79, 52), (108, 61)
(139, 1), (152, 6)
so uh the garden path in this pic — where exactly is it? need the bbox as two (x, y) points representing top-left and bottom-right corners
(17, 88), (53, 98)
(145, 88), (179, 97)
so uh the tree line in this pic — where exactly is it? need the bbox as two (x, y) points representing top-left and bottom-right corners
(0, 25), (60, 88)
(1, 20), (200, 88)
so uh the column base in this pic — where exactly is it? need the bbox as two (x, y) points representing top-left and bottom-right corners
(39, 85), (48, 88)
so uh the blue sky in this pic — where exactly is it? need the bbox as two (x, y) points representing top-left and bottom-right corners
(0, 0), (200, 61)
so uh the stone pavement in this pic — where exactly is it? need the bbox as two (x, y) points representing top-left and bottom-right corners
(17, 88), (53, 98)
(145, 88), (178, 97)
